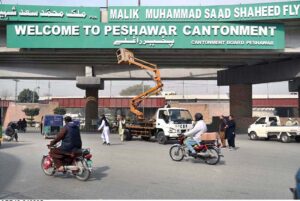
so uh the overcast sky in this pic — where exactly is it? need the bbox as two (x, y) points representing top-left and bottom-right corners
(0, 0), (294, 98)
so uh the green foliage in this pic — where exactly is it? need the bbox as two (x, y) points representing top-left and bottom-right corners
(54, 107), (67, 115)
(120, 83), (151, 96)
(18, 89), (39, 103)
(22, 107), (40, 127)
(23, 108), (40, 117)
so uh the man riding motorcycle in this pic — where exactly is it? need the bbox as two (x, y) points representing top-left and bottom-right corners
(48, 116), (82, 172)
(183, 113), (207, 157)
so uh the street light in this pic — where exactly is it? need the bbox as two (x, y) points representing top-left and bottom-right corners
(13, 79), (19, 102)
(32, 86), (40, 103)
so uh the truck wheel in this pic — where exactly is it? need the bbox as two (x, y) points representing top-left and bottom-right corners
(141, 136), (150, 141)
(295, 137), (300, 143)
(249, 132), (257, 140)
(156, 131), (167, 144)
(124, 130), (132, 141)
(280, 133), (291, 143)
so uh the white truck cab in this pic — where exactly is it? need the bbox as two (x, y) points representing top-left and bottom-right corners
(248, 116), (300, 143)
(155, 108), (194, 144)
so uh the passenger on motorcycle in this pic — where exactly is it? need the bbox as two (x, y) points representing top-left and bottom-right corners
(183, 113), (207, 157)
(48, 116), (82, 172)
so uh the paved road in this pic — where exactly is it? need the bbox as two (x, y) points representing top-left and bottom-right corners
(0, 132), (299, 199)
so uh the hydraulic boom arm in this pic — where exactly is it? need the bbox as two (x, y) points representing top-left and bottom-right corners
(116, 48), (163, 120)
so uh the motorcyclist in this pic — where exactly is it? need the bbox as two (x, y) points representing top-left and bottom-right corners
(5, 121), (18, 142)
(48, 116), (82, 172)
(183, 113), (207, 157)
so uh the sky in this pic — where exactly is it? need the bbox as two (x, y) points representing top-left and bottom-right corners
(0, 80), (291, 99)
(0, 0), (295, 98)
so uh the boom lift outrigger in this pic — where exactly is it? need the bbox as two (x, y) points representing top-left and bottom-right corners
(116, 48), (164, 120)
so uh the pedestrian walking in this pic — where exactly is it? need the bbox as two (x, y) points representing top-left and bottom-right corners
(117, 115), (126, 141)
(22, 118), (27, 132)
(218, 115), (227, 148)
(17, 119), (22, 132)
(40, 116), (44, 134)
(98, 114), (110, 145)
(225, 115), (236, 150)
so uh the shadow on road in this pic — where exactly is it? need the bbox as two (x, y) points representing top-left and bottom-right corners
(0, 142), (32, 150)
(89, 166), (109, 181)
(108, 143), (124, 146)
(0, 152), (21, 196)
(51, 166), (110, 182)
(124, 138), (177, 144)
(166, 139), (178, 144)
(190, 158), (226, 166)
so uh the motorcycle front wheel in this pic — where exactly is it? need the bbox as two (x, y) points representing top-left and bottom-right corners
(75, 159), (91, 181)
(204, 147), (220, 165)
(41, 156), (55, 176)
(169, 145), (185, 161)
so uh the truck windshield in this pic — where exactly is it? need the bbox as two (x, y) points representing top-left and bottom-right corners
(169, 109), (192, 124)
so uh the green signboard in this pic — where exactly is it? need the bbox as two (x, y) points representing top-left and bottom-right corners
(108, 1), (300, 22)
(7, 22), (285, 49)
(0, 4), (100, 22)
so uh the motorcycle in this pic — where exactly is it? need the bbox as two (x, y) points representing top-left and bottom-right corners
(4, 122), (18, 142)
(169, 134), (223, 165)
(41, 145), (93, 181)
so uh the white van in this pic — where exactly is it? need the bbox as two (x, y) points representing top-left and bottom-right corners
(248, 116), (300, 143)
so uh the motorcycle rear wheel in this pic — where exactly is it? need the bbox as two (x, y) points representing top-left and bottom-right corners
(75, 159), (91, 181)
(41, 156), (55, 176)
(204, 147), (220, 165)
(169, 145), (185, 161)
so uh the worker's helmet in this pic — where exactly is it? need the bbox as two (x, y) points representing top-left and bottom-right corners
(194, 113), (203, 121)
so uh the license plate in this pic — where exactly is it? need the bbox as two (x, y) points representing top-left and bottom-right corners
(87, 160), (93, 168)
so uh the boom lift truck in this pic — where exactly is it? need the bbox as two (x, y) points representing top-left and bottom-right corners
(116, 48), (193, 144)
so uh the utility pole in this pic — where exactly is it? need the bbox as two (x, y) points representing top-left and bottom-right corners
(110, 80), (112, 98)
(32, 88), (35, 103)
(48, 81), (51, 101)
(182, 80), (185, 99)
(138, 0), (141, 6)
(106, 0), (108, 8)
(13, 79), (19, 102)
(32, 86), (40, 103)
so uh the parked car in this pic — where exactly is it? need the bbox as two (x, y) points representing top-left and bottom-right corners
(248, 116), (300, 143)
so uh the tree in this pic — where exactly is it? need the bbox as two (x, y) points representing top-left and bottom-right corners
(120, 83), (151, 96)
(18, 89), (39, 103)
(54, 107), (66, 115)
(23, 107), (40, 127)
